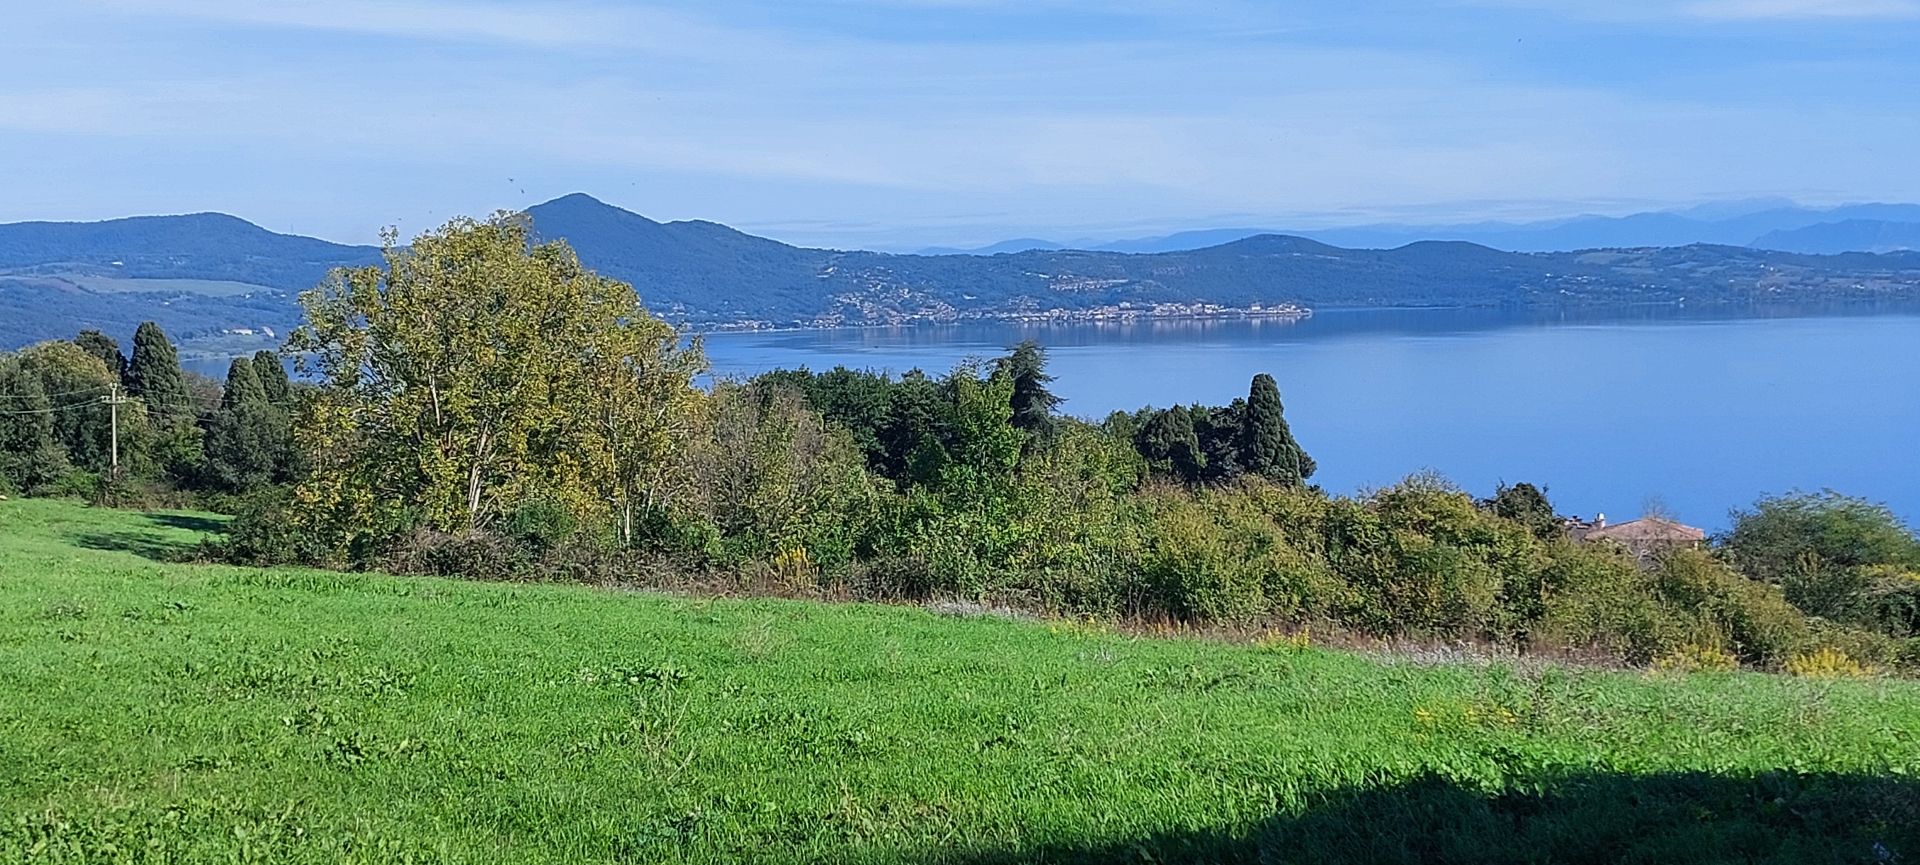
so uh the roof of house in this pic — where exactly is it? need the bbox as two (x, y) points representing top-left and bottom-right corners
(1582, 517), (1706, 543)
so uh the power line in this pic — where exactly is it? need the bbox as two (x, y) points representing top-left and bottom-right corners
(0, 386), (113, 401)
(0, 398), (106, 416)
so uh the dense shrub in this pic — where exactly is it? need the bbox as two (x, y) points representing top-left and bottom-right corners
(1135, 480), (1335, 622)
(219, 489), (335, 567)
(500, 497), (581, 557)
(1722, 491), (1920, 624)
(1325, 475), (1546, 640)
(38, 470), (103, 502)
(379, 528), (531, 581)
(679, 382), (883, 580)
(1652, 549), (1812, 666)
(1534, 541), (1690, 663)
(1856, 567), (1920, 638)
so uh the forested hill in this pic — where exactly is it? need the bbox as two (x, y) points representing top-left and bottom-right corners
(525, 194), (1920, 326)
(6, 193), (1920, 351)
(0, 212), (381, 288)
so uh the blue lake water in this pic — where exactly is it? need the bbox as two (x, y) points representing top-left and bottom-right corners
(701, 306), (1920, 530)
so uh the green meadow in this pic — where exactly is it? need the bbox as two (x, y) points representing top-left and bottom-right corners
(2, 497), (1916, 864)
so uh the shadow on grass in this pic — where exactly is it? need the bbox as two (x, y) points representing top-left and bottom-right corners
(919, 771), (1917, 865)
(67, 512), (228, 562)
(145, 512), (228, 534)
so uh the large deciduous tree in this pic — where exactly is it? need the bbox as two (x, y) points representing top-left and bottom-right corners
(0, 355), (69, 491)
(287, 213), (705, 553)
(13, 342), (153, 476)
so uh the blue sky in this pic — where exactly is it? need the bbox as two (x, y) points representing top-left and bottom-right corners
(3, 0), (1918, 249)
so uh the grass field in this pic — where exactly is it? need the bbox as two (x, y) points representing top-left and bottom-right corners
(2, 497), (1917, 864)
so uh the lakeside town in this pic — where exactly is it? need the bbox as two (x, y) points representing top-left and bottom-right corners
(706, 300), (1315, 331)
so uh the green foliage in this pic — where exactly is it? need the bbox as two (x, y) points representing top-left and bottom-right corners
(285, 213), (706, 555)
(124, 321), (203, 482)
(501, 497), (581, 556)
(1137, 480), (1337, 622)
(0, 355), (68, 492)
(999, 339), (1062, 437)
(1325, 475), (1545, 639)
(251, 350), (292, 405)
(218, 357), (265, 408)
(217, 488), (330, 567)
(201, 356), (294, 493)
(1128, 379), (1314, 487)
(71, 329), (126, 380)
(1135, 404), (1205, 481)
(1239, 372), (1314, 485)
(680, 382), (880, 576)
(125, 322), (189, 407)
(1856, 567), (1920, 638)
(1483, 481), (1561, 540)
(1652, 548), (1813, 666)
(12, 341), (153, 477)
(1534, 541), (1687, 663)
(1722, 491), (1920, 629)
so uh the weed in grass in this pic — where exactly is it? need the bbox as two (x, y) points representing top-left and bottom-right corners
(1789, 646), (1878, 679)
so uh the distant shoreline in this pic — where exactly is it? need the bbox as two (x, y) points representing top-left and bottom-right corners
(685, 296), (1920, 337)
(690, 305), (1314, 334)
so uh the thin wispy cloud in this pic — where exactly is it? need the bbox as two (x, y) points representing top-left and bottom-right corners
(1684, 0), (1920, 18)
(5, 0), (1917, 247)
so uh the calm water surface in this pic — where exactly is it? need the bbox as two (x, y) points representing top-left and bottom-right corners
(702, 307), (1920, 529)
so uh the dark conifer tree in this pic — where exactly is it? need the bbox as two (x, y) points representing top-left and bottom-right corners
(74, 330), (128, 382)
(1136, 405), (1205, 482)
(125, 322), (205, 481)
(1238, 374), (1313, 485)
(220, 358), (266, 409)
(126, 322), (190, 409)
(203, 357), (280, 491)
(1195, 401), (1245, 481)
(1001, 340), (1062, 436)
(251, 351), (292, 406)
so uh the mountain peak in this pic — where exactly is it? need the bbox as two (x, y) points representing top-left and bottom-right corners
(540, 192), (611, 208)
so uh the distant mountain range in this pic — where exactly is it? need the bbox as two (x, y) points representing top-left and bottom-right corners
(921, 202), (1920, 256)
(1753, 219), (1920, 255)
(6, 193), (1920, 354)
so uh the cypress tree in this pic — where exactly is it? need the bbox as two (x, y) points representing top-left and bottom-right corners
(1238, 373), (1313, 485)
(126, 322), (190, 410)
(203, 357), (279, 491)
(125, 322), (207, 483)
(251, 351), (292, 405)
(220, 357), (266, 409)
